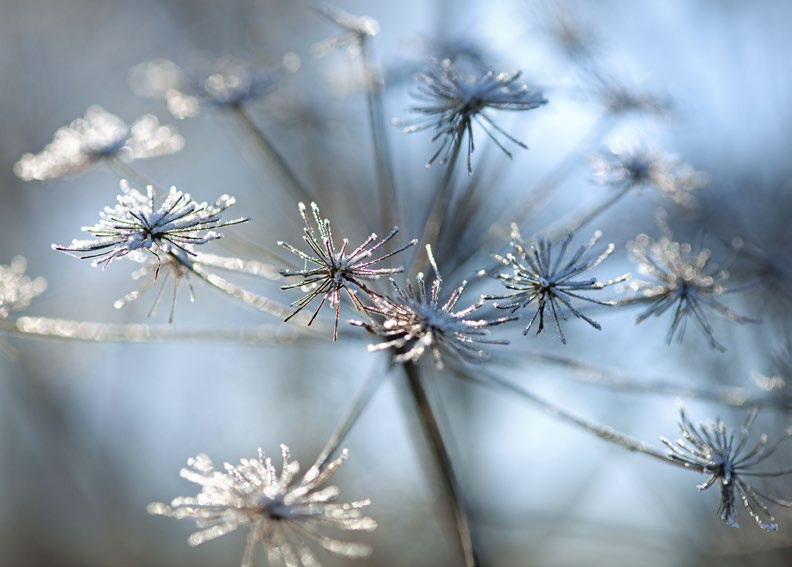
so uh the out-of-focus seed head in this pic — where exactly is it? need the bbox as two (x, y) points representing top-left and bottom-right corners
(0, 257), (47, 319)
(148, 445), (376, 567)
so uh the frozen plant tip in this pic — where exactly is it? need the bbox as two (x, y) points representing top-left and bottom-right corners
(311, 3), (380, 58)
(624, 214), (753, 351)
(352, 245), (514, 368)
(486, 227), (627, 343)
(53, 180), (249, 269)
(0, 257), (47, 319)
(661, 404), (792, 531)
(590, 143), (708, 208)
(148, 445), (376, 567)
(14, 105), (183, 181)
(399, 58), (547, 174)
(278, 201), (416, 341)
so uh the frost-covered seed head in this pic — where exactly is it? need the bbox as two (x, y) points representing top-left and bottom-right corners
(398, 58), (547, 174)
(148, 445), (376, 567)
(590, 143), (708, 207)
(660, 404), (792, 531)
(625, 214), (753, 351)
(352, 246), (514, 368)
(0, 257), (47, 319)
(486, 227), (627, 343)
(278, 202), (416, 341)
(52, 180), (249, 269)
(14, 106), (183, 181)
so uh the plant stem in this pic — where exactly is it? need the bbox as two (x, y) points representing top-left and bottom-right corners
(409, 134), (463, 280)
(359, 38), (398, 233)
(454, 364), (688, 468)
(106, 158), (159, 189)
(313, 361), (389, 470)
(231, 105), (314, 204)
(403, 362), (478, 567)
(544, 184), (632, 240)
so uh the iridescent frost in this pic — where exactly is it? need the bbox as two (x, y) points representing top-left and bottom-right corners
(148, 445), (376, 567)
(352, 246), (514, 368)
(53, 180), (249, 269)
(278, 202), (416, 341)
(661, 404), (792, 531)
(0, 257), (47, 319)
(486, 227), (628, 343)
(14, 106), (183, 181)
(399, 58), (547, 174)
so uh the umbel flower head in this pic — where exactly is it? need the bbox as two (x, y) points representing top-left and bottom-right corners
(148, 445), (376, 567)
(130, 57), (294, 119)
(624, 213), (753, 351)
(0, 257), (47, 319)
(351, 245), (515, 368)
(486, 227), (628, 343)
(399, 58), (547, 174)
(14, 106), (183, 181)
(278, 201), (416, 341)
(661, 404), (792, 531)
(590, 143), (708, 207)
(53, 180), (249, 269)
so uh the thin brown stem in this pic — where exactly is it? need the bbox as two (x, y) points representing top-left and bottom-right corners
(403, 362), (478, 567)
(231, 105), (314, 204)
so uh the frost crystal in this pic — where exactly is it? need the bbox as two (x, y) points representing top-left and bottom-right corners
(130, 59), (282, 119)
(278, 202), (416, 341)
(752, 338), (792, 410)
(590, 143), (708, 207)
(148, 445), (376, 567)
(352, 246), (514, 368)
(14, 106), (183, 181)
(625, 215), (752, 351)
(53, 180), (249, 269)
(400, 58), (547, 174)
(487, 227), (627, 343)
(661, 405), (792, 531)
(0, 257), (47, 319)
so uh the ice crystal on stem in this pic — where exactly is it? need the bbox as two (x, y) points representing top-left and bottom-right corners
(398, 58), (547, 174)
(148, 445), (376, 567)
(0, 257), (47, 319)
(661, 404), (792, 531)
(352, 246), (514, 368)
(14, 106), (183, 181)
(625, 214), (753, 351)
(486, 227), (628, 343)
(130, 58), (288, 119)
(590, 143), (708, 207)
(278, 201), (416, 341)
(53, 180), (249, 269)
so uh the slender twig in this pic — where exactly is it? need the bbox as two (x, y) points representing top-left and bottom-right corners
(453, 364), (688, 468)
(106, 158), (159, 189)
(504, 350), (765, 408)
(0, 317), (312, 345)
(313, 360), (389, 469)
(359, 38), (398, 233)
(544, 184), (632, 240)
(409, 133), (463, 280)
(403, 363), (478, 567)
(231, 105), (314, 204)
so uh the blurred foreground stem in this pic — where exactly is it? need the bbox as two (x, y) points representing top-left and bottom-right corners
(403, 362), (478, 567)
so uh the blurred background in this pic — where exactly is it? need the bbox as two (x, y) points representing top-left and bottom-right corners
(1, 0), (791, 565)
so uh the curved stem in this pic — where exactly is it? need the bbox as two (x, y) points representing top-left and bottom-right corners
(359, 38), (399, 234)
(403, 362), (478, 567)
(313, 360), (389, 470)
(453, 364), (685, 468)
(544, 184), (632, 240)
(409, 134), (463, 280)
